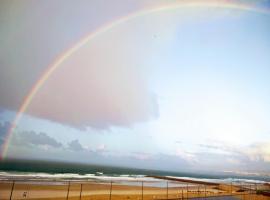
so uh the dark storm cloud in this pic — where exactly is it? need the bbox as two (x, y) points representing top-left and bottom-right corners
(0, 0), (141, 111)
(0, 121), (10, 145)
(0, 0), (159, 130)
(12, 131), (62, 148)
(68, 139), (84, 151)
(0, 121), (63, 149)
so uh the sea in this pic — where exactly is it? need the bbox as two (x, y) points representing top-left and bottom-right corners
(0, 159), (269, 187)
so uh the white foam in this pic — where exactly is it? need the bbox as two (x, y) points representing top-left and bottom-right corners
(0, 171), (96, 179)
(0, 171), (159, 183)
(0, 171), (268, 185)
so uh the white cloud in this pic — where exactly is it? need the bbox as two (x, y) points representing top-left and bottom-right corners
(175, 148), (198, 163)
(245, 142), (270, 162)
(131, 152), (152, 160)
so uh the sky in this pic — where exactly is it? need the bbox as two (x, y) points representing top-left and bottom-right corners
(0, 0), (270, 174)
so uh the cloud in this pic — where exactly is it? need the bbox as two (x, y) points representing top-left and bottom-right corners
(0, 0), (145, 113)
(175, 148), (198, 164)
(199, 141), (245, 155)
(199, 144), (220, 150)
(0, 0), (162, 130)
(0, 121), (10, 145)
(200, 141), (270, 163)
(68, 139), (84, 151)
(0, 121), (10, 136)
(154, 153), (192, 171)
(24, 24), (159, 129)
(196, 141), (270, 172)
(92, 150), (191, 171)
(130, 152), (152, 160)
(245, 142), (270, 162)
(12, 130), (62, 149)
(95, 144), (107, 153)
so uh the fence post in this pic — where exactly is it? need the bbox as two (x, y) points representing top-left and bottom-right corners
(79, 184), (83, 200)
(66, 181), (70, 200)
(142, 181), (143, 200)
(204, 184), (206, 199)
(187, 183), (188, 199)
(255, 183), (257, 200)
(166, 181), (168, 199)
(9, 180), (15, 200)
(109, 181), (112, 200)
(167, 181), (168, 200)
(243, 182), (245, 199)
(182, 188), (183, 200)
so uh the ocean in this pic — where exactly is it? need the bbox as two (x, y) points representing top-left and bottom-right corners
(0, 159), (269, 185)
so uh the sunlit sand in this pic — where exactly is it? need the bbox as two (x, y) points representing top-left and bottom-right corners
(1, 177), (269, 200)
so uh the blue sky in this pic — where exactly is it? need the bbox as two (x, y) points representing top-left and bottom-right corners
(0, 0), (270, 174)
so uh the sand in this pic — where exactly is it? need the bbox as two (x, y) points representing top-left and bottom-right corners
(0, 179), (269, 200)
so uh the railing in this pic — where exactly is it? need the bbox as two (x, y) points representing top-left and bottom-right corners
(0, 180), (268, 200)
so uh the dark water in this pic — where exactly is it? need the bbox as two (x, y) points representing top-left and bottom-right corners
(0, 159), (269, 182)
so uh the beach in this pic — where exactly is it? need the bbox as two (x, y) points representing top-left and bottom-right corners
(1, 176), (269, 200)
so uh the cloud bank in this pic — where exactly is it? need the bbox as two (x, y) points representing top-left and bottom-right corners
(12, 131), (62, 149)
(198, 141), (270, 171)
(1, 122), (269, 172)
(0, 0), (161, 130)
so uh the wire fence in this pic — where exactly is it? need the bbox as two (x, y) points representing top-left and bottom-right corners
(0, 179), (269, 200)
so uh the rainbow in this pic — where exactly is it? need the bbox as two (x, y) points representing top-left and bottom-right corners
(1, 0), (269, 159)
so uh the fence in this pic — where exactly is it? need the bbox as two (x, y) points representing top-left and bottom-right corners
(0, 179), (269, 200)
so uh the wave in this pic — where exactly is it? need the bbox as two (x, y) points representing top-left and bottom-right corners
(0, 171), (268, 186)
(0, 171), (158, 182)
